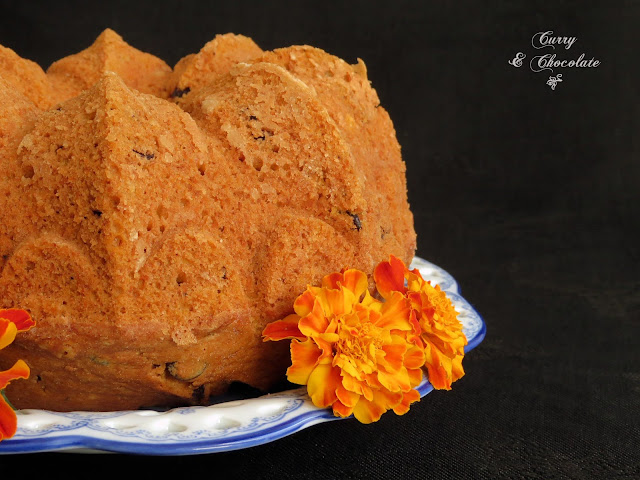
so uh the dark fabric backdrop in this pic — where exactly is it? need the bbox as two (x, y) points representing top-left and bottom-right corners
(1, 1), (638, 478)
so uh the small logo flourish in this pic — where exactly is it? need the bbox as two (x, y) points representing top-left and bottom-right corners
(546, 74), (563, 90)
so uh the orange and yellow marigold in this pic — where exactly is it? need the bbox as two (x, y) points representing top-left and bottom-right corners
(263, 256), (467, 423)
(375, 255), (467, 390)
(0, 309), (35, 441)
(263, 268), (425, 424)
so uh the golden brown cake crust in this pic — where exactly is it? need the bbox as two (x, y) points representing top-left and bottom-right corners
(170, 33), (263, 101)
(0, 30), (416, 412)
(47, 28), (173, 103)
(0, 45), (55, 110)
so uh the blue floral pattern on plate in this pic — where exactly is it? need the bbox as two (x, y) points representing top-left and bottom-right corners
(0, 256), (485, 455)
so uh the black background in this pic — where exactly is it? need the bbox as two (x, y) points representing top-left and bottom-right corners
(1, 1), (638, 478)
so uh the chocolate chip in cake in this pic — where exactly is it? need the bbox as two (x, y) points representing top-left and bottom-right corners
(132, 149), (155, 160)
(170, 86), (191, 98)
(346, 211), (362, 231)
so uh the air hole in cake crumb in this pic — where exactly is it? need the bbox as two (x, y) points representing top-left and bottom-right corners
(157, 205), (168, 219)
(272, 145), (280, 153)
(25, 261), (36, 271)
(252, 157), (264, 171)
(198, 164), (206, 175)
(270, 163), (279, 171)
(22, 165), (35, 179)
(160, 225), (166, 233)
(176, 271), (187, 285)
(238, 153), (245, 163)
(191, 385), (206, 403)
(146, 221), (153, 232)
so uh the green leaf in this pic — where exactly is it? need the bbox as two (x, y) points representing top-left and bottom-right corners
(1, 389), (16, 411)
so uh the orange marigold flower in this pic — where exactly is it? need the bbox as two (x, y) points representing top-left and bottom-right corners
(263, 269), (425, 424)
(374, 256), (467, 390)
(0, 309), (35, 441)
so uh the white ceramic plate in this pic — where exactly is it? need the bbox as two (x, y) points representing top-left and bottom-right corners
(0, 256), (485, 455)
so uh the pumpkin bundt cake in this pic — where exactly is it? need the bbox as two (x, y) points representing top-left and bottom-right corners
(0, 29), (416, 411)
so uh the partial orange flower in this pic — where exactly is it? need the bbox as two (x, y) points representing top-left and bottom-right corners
(0, 309), (35, 441)
(263, 269), (425, 424)
(374, 256), (467, 390)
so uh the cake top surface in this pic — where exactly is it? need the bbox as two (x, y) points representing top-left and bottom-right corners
(0, 29), (417, 336)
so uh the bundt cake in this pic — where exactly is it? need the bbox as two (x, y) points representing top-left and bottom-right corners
(0, 29), (416, 411)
